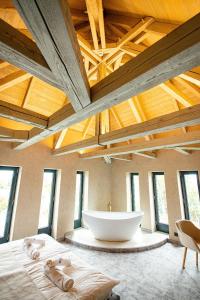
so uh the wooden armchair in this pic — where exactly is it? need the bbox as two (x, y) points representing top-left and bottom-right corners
(176, 220), (200, 269)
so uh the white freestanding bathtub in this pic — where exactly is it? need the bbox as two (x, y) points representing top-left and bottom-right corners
(82, 210), (144, 241)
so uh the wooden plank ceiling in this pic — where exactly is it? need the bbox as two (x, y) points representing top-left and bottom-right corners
(0, 0), (200, 159)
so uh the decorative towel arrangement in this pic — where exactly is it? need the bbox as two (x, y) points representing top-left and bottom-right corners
(23, 237), (45, 260)
(44, 257), (74, 292)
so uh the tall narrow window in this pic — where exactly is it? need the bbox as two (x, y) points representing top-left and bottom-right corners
(130, 173), (140, 211)
(152, 172), (169, 233)
(180, 171), (200, 226)
(38, 169), (57, 235)
(74, 171), (84, 229)
(0, 166), (19, 244)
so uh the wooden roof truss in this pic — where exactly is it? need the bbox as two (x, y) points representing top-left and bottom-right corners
(0, 0), (199, 159)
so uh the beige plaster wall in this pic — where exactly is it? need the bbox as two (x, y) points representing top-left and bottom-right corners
(1, 142), (200, 242)
(111, 150), (200, 240)
(0, 143), (111, 240)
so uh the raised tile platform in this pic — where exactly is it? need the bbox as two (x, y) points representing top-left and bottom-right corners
(65, 228), (168, 253)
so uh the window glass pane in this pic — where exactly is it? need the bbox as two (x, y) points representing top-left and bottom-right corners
(130, 174), (140, 211)
(74, 173), (81, 221)
(38, 172), (54, 229)
(0, 170), (14, 238)
(154, 174), (169, 225)
(183, 173), (200, 226)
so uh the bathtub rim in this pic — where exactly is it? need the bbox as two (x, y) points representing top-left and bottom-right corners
(82, 210), (144, 221)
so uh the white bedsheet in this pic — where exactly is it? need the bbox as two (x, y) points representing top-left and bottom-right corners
(0, 234), (119, 300)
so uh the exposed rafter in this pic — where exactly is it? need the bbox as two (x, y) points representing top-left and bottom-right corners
(5, 12), (200, 151)
(0, 125), (28, 142)
(133, 151), (157, 159)
(13, 0), (90, 111)
(128, 96), (152, 141)
(174, 147), (191, 155)
(80, 131), (200, 159)
(174, 77), (200, 99)
(104, 13), (178, 35)
(52, 105), (200, 156)
(0, 99), (48, 128)
(0, 19), (60, 89)
(0, 70), (32, 92)
(21, 77), (34, 108)
(110, 154), (133, 161)
(82, 117), (93, 139)
(54, 128), (68, 150)
(160, 81), (193, 107)
(179, 71), (200, 86)
(91, 13), (200, 105)
(0, 60), (10, 69)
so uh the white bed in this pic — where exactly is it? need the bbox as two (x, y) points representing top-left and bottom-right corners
(0, 234), (119, 300)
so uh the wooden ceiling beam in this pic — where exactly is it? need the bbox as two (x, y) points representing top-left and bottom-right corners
(0, 99), (48, 128)
(84, 58), (90, 73)
(0, 71), (32, 92)
(0, 125), (28, 142)
(85, 0), (106, 49)
(145, 21), (178, 36)
(85, 0), (99, 50)
(80, 131), (200, 159)
(0, 59), (9, 69)
(70, 8), (88, 22)
(160, 81), (193, 107)
(13, 14), (200, 150)
(0, 19), (60, 89)
(14, 0), (90, 111)
(178, 146), (200, 151)
(82, 117), (93, 139)
(52, 104), (200, 156)
(111, 154), (132, 161)
(81, 47), (98, 66)
(54, 128), (68, 149)
(133, 151), (156, 159)
(105, 13), (178, 35)
(110, 107), (124, 129)
(99, 104), (200, 146)
(97, 0), (106, 49)
(103, 17), (154, 62)
(114, 54), (123, 70)
(95, 113), (100, 137)
(174, 77), (200, 98)
(53, 136), (100, 156)
(128, 96), (152, 141)
(16, 93), (200, 151)
(174, 147), (191, 155)
(91, 13), (200, 105)
(179, 71), (200, 87)
(170, 98), (187, 134)
(77, 34), (102, 62)
(21, 77), (34, 108)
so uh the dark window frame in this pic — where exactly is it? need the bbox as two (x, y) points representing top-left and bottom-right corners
(180, 170), (200, 220)
(130, 173), (139, 211)
(74, 171), (84, 229)
(0, 166), (19, 244)
(38, 169), (57, 236)
(152, 172), (169, 233)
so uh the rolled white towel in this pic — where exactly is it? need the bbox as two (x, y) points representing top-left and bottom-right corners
(24, 237), (45, 249)
(23, 237), (45, 260)
(26, 245), (40, 260)
(46, 257), (71, 268)
(44, 265), (74, 291)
